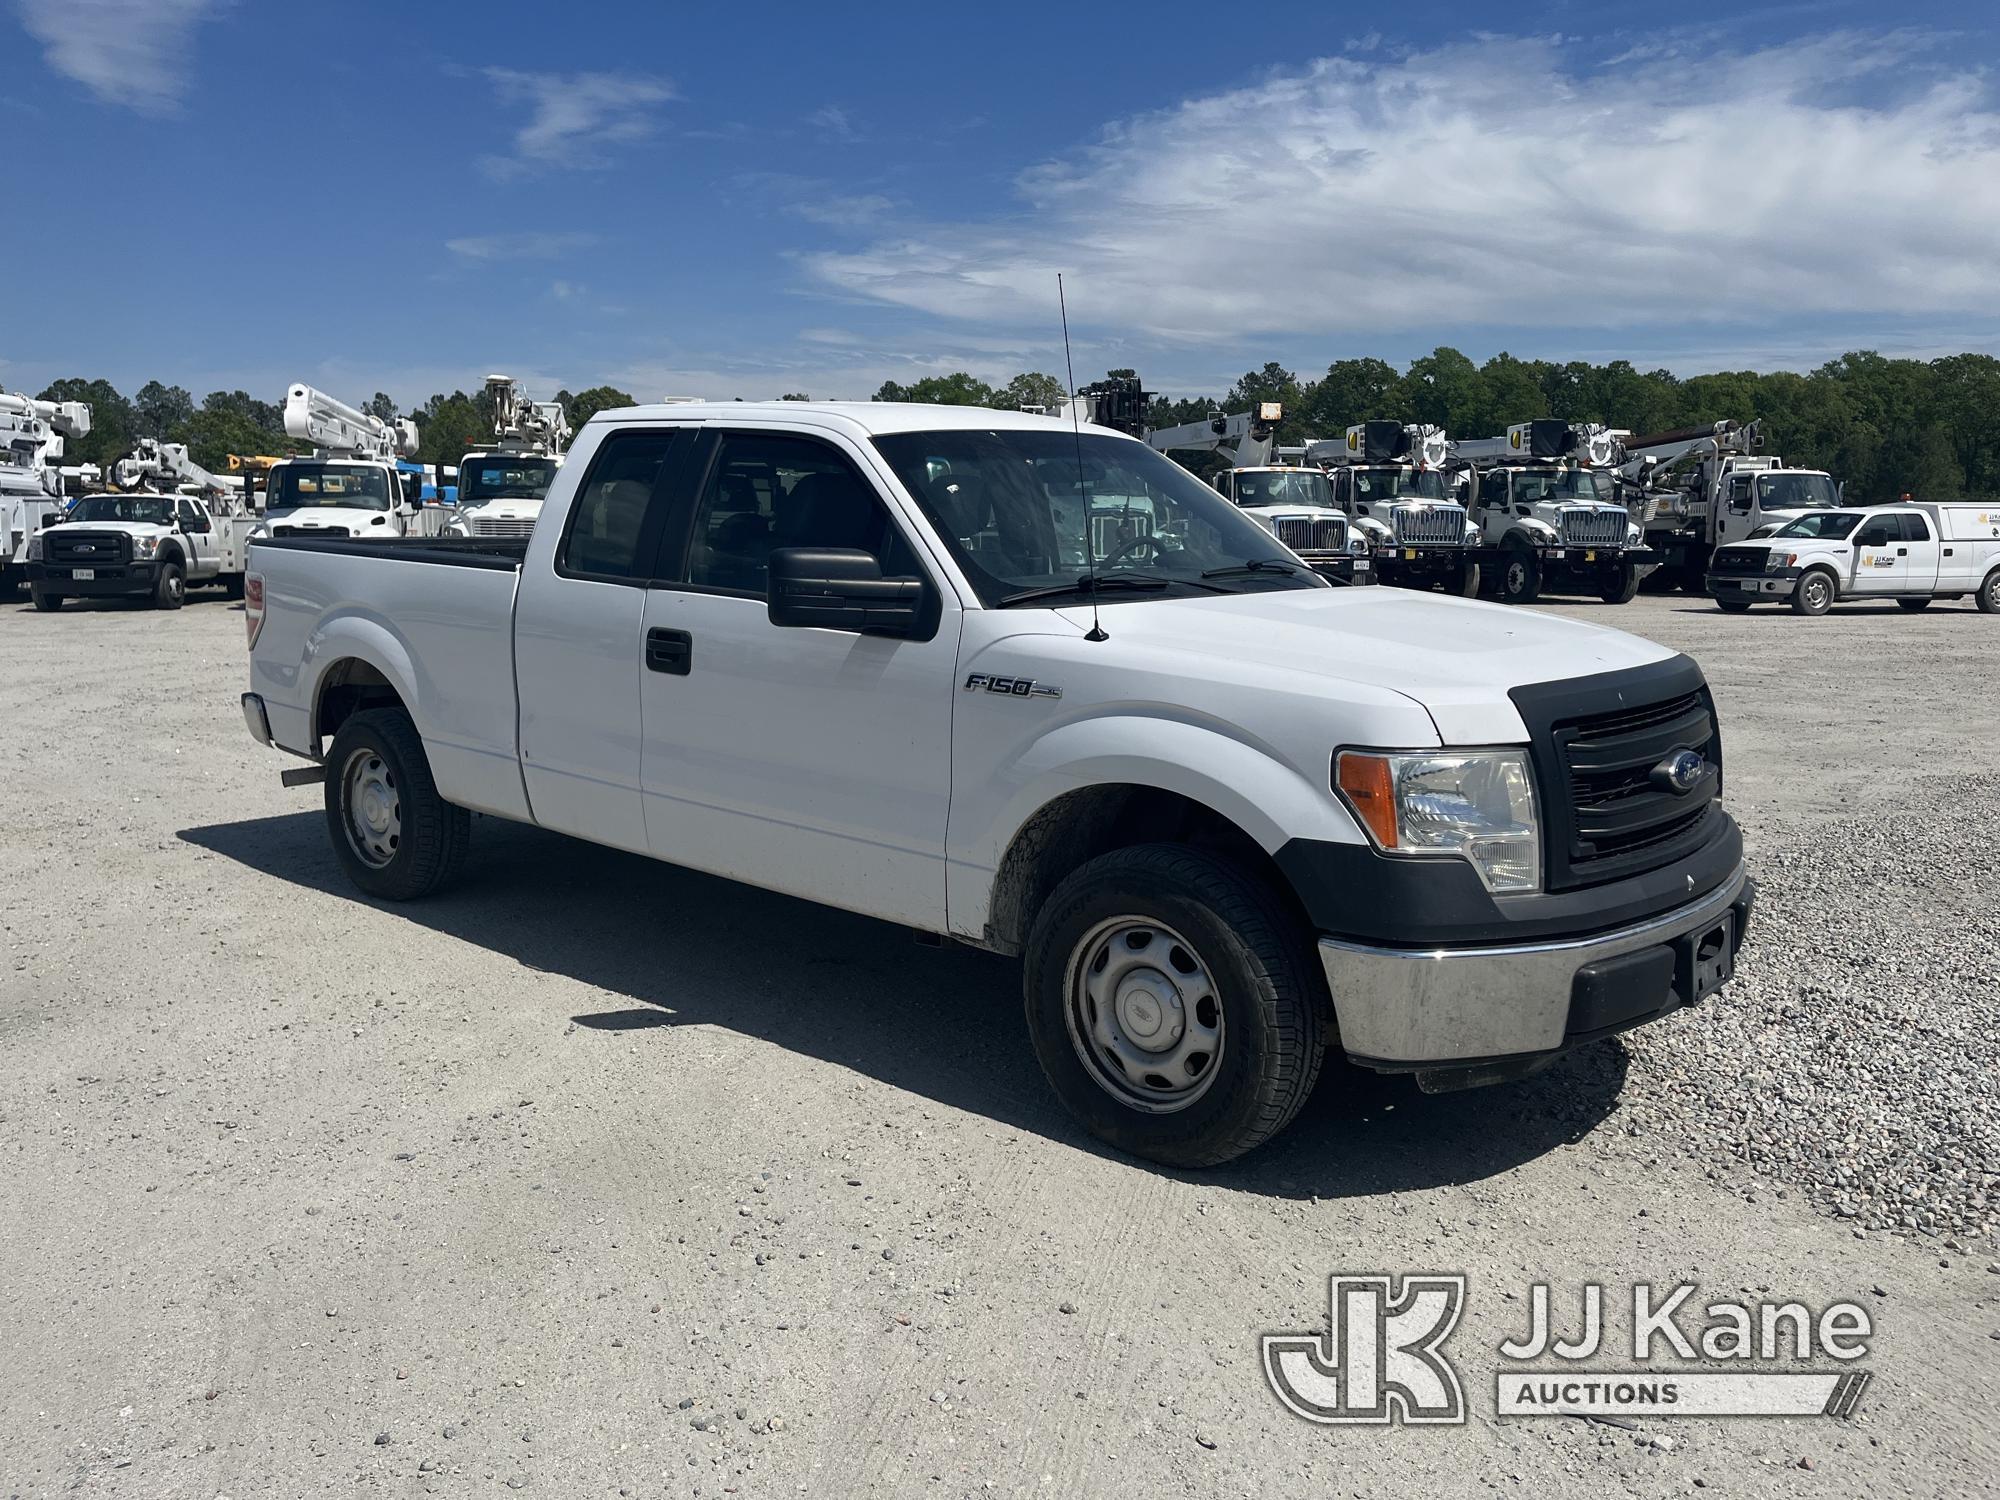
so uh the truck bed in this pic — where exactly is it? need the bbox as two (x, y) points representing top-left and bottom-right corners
(247, 534), (528, 569)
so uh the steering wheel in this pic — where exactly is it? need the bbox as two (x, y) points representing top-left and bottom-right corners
(1097, 532), (1165, 569)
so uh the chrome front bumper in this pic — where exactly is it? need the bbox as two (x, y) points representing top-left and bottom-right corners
(1320, 862), (1752, 1071)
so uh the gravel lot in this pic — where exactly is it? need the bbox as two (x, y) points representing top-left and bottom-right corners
(2, 584), (1996, 1499)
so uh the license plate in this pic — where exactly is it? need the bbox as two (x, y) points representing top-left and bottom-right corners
(1403, 548), (1416, 560)
(71, 568), (95, 580)
(1585, 550), (1596, 562)
(1734, 579), (1757, 590)
(1354, 559), (1370, 571)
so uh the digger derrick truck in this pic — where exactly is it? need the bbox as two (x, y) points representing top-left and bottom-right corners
(1305, 421), (1479, 596)
(1617, 420), (1840, 593)
(1149, 403), (1370, 585)
(0, 390), (91, 593)
(447, 374), (572, 539)
(259, 385), (422, 542)
(1453, 419), (1655, 606)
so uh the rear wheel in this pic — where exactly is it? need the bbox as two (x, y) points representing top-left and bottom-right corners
(1791, 570), (1835, 616)
(1896, 597), (1932, 612)
(324, 709), (470, 900)
(1024, 844), (1327, 1167)
(30, 586), (63, 612)
(152, 560), (185, 610)
(1497, 542), (1542, 605)
(1598, 564), (1642, 604)
(222, 573), (245, 600)
(1715, 597), (1753, 613)
(1976, 569), (2000, 614)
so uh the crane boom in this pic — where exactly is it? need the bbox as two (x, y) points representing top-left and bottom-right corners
(0, 390), (92, 496)
(1451, 419), (1619, 468)
(282, 384), (417, 461)
(482, 374), (571, 456)
(1147, 402), (1286, 469)
(113, 438), (238, 502)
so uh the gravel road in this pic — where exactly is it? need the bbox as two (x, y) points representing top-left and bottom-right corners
(2, 585), (1995, 1499)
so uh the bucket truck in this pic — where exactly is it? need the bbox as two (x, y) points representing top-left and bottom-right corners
(1617, 421), (1841, 592)
(1452, 419), (1656, 605)
(446, 375), (571, 539)
(257, 385), (421, 541)
(1304, 421), (1480, 596)
(25, 438), (263, 609)
(1148, 403), (1370, 584)
(0, 390), (90, 593)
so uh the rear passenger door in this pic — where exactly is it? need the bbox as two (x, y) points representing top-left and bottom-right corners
(635, 427), (960, 928)
(513, 424), (698, 852)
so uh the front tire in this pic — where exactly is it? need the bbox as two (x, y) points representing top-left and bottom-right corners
(1454, 560), (1481, 597)
(152, 560), (185, 610)
(1497, 542), (1542, 605)
(1598, 564), (1641, 604)
(30, 586), (63, 612)
(324, 709), (470, 900)
(1715, 597), (1753, 613)
(1977, 569), (2000, 614)
(1023, 844), (1327, 1168)
(1791, 570), (1835, 615)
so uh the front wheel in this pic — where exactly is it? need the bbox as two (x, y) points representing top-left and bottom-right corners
(1715, 597), (1753, 613)
(1497, 544), (1542, 605)
(1454, 560), (1481, 597)
(30, 586), (64, 612)
(324, 709), (470, 900)
(1024, 844), (1327, 1168)
(1598, 564), (1641, 604)
(1791, 570), (1835, 616)
(1979, 569), (2000, 614)
(152, 560), (185, 610)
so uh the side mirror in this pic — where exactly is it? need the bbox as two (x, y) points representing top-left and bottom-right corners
(1857, 528), (1890, 548)
(398, 501), (417, 518)
(768, 547), (925, 636)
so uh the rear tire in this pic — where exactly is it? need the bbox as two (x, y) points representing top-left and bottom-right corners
(1023, 844), (1327, 1168)
(1791, 570), (1836, 616)
(324, 708), (470, 901)
(1977, 569), (2000, 614)
(1715, 597), (1753, 613)
(1497, 542), (1542, 605)
(30, 586), (63, 612)
(1896, 597), (1932, 612)
(222, 574), (245, 600)
(153, 560), (185, 610)
(1598, 564), (1641, 604)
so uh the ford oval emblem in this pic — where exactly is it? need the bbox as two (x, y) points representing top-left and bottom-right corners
(75, 544), (95, 553)
(1652, 749), (1707, 795)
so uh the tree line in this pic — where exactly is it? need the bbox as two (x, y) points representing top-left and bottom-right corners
(26, 347), (2000, 503)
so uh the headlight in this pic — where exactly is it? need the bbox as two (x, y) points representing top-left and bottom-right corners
(1765, 552), (1797, 571)
(134, 535), (161, 558)
(1348, 534), (1369, 555)
(1464, 527), (1480, 547)
(26, 533), (43, 561)
(1626, 525), (1643, 547)
(1335, 749), (1541, 893)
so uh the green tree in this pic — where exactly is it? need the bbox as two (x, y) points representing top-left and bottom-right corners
(779, 392), (812, 402)
(414, 391), (485, 465)
(180, 389), (291, 471)
(1298, 357), (1409, 436)
(873, 372), (997, 405)
(995, 371), (1068, 411)
(563, 384), (637, 431)
(134, 381), (195, 439)
(365, 392), (399, 423)
(37, 377), (135, 468)
(1399, 347), (1483, 434)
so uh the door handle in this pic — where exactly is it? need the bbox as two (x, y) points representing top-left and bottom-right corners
(1897, 547), (1908, 557)
(645, 627), (692, 675)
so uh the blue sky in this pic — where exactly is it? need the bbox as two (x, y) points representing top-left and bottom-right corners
(5, 0), (2000, 410)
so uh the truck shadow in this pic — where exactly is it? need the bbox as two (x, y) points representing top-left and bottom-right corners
(177, 811), (1629, 1200)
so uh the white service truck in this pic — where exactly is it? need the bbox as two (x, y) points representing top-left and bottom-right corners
(1305, 421), (1480, 595)
(0, 390), (91, 594)
(26, 487), (248, 609)
(257, 385), (422, 541)
(1703, 502), (2000, 615)
(447, 374), (571, 540)
(1454, 420), (1656, 605)
(241, 401), (1754, 1167)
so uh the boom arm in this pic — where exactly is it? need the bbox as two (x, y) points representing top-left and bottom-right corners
(283, 384), (417, 461)
(1452, 419), (1619, 468)
(484, 374), (571, 456)
(1613, 419), (1759, 482)
(0, 391), (92, 494)
(113, 438), (236, 499)
(1148, 402), (1285, 469)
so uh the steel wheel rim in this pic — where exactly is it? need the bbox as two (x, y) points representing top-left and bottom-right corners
(1064, 916), (1224, 1114)
(1506, 559), (1527, 594)
(1804, 576), (1829, 610)
(341, 748), (401, 868)
(165, 569), (183, 601)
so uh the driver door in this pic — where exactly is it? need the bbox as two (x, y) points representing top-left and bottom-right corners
(1849, 516), (1904, 593)
(176, 499), (219, 577)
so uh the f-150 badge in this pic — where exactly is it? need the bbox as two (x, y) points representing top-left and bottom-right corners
(964, 673), (1061, 700)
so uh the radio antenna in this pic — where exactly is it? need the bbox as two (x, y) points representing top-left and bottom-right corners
(1058, 273), (1106, 642)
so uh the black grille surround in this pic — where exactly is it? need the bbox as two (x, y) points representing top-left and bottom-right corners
(1510, 655), (1724, 892)
(1709, 545), (1768, 574)
(47, 531), (134, 567)
(271, 524), (351, 539)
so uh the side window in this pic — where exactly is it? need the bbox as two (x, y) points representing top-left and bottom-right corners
(1480, 472), (1508, 507)
(558, 428), (682, 582)
(683, 432), (918, 595)
(1900, 512), (1931, 542)
(1728, 477), (1754, 513)
(178, 500), (202, 530)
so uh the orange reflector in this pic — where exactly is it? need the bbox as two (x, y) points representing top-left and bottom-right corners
(1336, 752), (1399, 849)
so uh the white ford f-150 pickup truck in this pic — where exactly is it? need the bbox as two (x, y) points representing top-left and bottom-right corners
(242, 402), (1754, 1166)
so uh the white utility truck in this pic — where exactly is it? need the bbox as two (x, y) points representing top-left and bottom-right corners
(1149, 403), (1370, 584)
(26, 485), (246, 610)
(240, 402), (1755, 1166)
(1621, 421), (1841, 593)
(1454, 420), (1655, 605)
(259, 385), (422, 541)
(1305, 421), (1480, 595)
(1703, 502), (2000, 615)
(0, 389), (91, 594)
(447, 374), (572, 539)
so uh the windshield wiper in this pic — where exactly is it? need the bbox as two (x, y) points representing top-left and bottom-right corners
(1201, 558), (1299, 580)
(996, 569), (1229, 607)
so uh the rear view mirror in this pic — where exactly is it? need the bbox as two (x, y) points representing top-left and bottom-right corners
(768, 548), (925, 636)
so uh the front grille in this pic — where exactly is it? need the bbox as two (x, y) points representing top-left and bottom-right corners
(469, 516), (538, 539)
(1560, 508), (1627, 547)
(1710, 546), (1766, 573)
(1511, 663), (1724, 891)
(48, 531), (131, 566)
(1273, 516), (1346, 555)
(1391, 503), (1467, 546)
(271, 524), (350, 538)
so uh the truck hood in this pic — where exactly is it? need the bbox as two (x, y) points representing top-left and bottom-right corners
(42, 519), (171, 539)
(1054, 586), (1673, 742)
(459, 497), (545, 521)
(261, 508), (394, 532)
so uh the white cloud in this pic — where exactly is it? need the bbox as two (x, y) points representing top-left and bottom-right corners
(446, 232), (598, 261)
(17, 0), (222, 114)
(803, 32), (2000, 346)
(481, 69), (674, 179)
(793, 193), (896, 228)
(808, 104), (857, 141)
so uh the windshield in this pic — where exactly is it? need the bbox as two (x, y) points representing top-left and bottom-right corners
(66, 494), (175, 525)
(1514, 467), (1608, 503)
(1351, 466), (1448, 501)
(461, 455), (557, 504)
(872, 429), (1327, 607)
(1232, 469), (1333, 508)
(267, 462), (391, 512)
(1758, 473), (1837, 511)
(1772, 511), (1861, 539)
